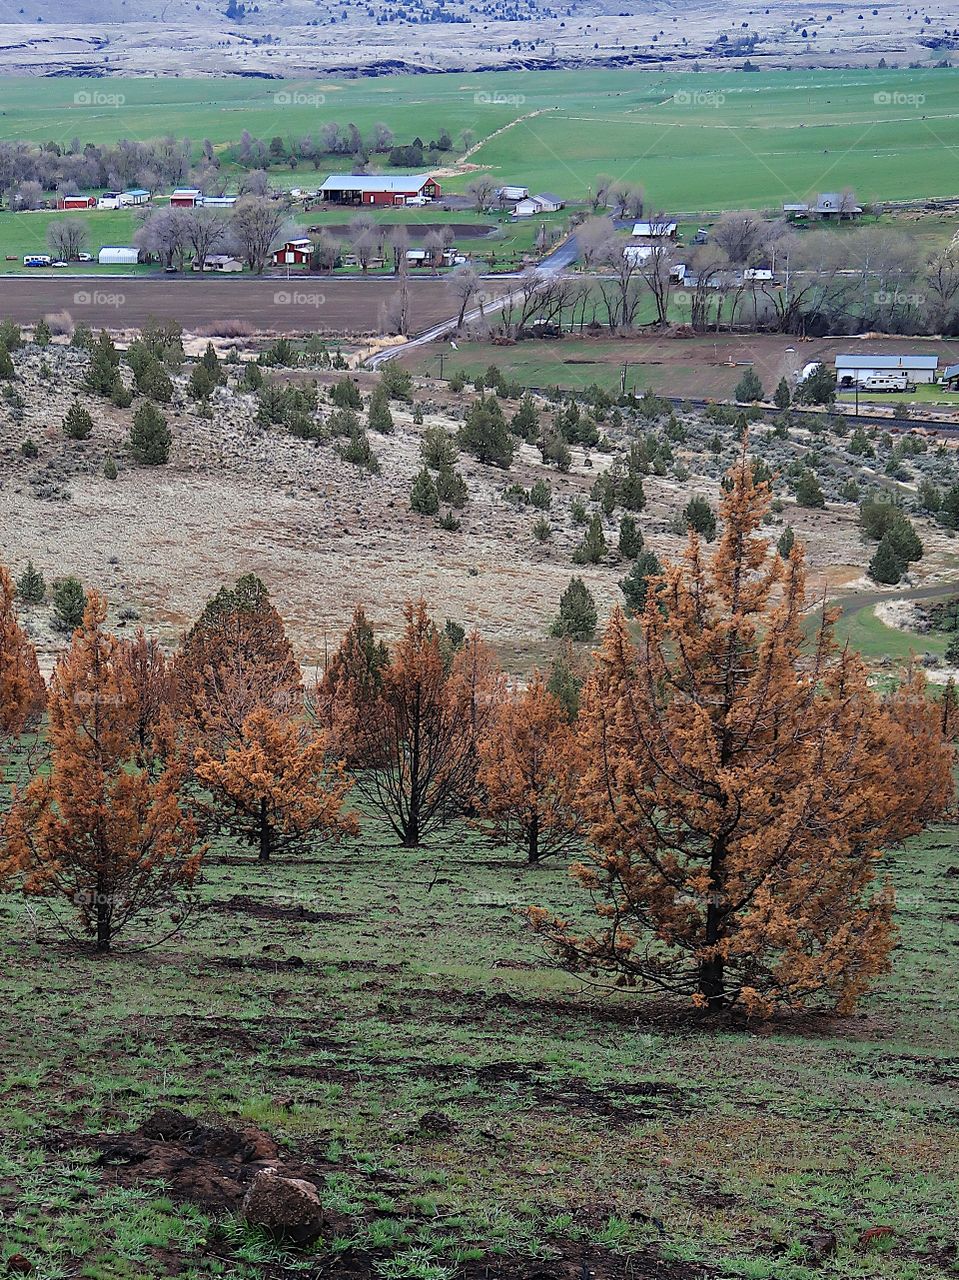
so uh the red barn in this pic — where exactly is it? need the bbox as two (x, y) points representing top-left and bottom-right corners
(170, 188), (202, 208)
(57, 194), (96, 210)
(318, 173), (441, 206)
(272, 238), (315, 267)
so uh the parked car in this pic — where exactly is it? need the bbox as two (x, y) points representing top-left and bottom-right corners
(51, 260), (69, 268)
(77, 252), (93, 262)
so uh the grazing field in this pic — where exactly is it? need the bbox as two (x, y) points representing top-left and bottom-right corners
(2, 806), (958, 1280)
(402, 334), (959, 401)
(1, 67), (959, 211)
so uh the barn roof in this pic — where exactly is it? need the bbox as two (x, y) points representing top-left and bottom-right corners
(320, 174), (434, 193)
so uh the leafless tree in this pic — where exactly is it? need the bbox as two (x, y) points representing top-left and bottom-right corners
(134, 206), (188, 270)
(597, 242), (644, 331)
(925, 246), (959, 331)
(466, 175), (497, 211)
(577, 216), (615, 270)
(231, 196), (290, 274)
(389, 224), (409, 274)
(351, 229), (378, 274)
(312, 231), (340, 273)
(46, 217), (89, 261)
(447, 264), (482, 329)
(181, 207), (229, 270)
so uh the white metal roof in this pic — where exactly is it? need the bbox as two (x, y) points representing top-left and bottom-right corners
(320, 174), (433, 193)
(835, 353), (938, 370)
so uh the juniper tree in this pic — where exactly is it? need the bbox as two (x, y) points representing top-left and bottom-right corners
(550, 577), (598, 641)
(410, 467), (440, 515)
(52, 576), (87, 634)
(63, 400), (93, 441)
(129, 402), (172, 466)
(620, 548), (662, 614)
(16, 560), (45, 604)
(734, 367), (763, 403)
(618, 515), (644, 559)
(572, 514), (607, 565)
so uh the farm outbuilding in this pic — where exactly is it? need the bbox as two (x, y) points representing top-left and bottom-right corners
(631, 220), (678, 239)
(200, 195), (237, 208)
(170, 188), (202, 208)
(834, 353), (939, 385)
(319, 174), (440, 206)
(941, 363), (959, 388)
(98, 246), (140, 265)
(272, 238), (314, 266)
(57, 194), (96, 210)
(120, 189), (151, 206)
(496, 185), (529, 203)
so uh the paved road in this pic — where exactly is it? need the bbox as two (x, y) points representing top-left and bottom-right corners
(367, 233), (580, 368)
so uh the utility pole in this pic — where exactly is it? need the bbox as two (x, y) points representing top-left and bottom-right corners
(621, 361), (628, 395)
(439, 352), (445, 380)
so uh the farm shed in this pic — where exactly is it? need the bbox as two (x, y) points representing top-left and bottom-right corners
(834, 353), (939, 385)
(496, 185), (529, 203)
(120, 189), (151, 206)
(98, 246), (139, 266)
(170, 188), (202, 208)
(942, 363), (959, 388)
(631, 220), (678, 239)
(200, 195), (237, 208)
(57, 194), (96, 210)
(319, 174), (440, 206)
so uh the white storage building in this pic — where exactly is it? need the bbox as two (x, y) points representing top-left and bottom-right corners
(98, 246), (139, 266)
(834, 353), (939, 385)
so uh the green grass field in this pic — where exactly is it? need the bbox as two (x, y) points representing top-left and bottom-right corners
(1, 66), (958, 212)
(2, 795), (958, 1280)
(0, 204), (558, 274)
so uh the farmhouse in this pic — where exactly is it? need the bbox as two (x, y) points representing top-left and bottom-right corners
(194, 254), (244, 273)
(57, 194), (96, 211)
(835, 353), (939, 385)
(98, 246), (139, 266)
(120, 189), (151, 207)
(632, 220), (678, 239)
(318, 174), (440, 206)
(783, 193), (863, 221)
(405, 247), (465, 267)
(170, 188), (203, 208)
(513, 193), (565, 218)
(272, 238), (314, 266)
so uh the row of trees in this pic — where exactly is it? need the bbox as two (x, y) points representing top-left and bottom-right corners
(531, 214), (959, 338)
(0, 124), (465, 209)
(0, 456), (954, 1014)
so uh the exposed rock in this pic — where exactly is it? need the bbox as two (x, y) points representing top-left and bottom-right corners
(241, 1168), (326, 1244)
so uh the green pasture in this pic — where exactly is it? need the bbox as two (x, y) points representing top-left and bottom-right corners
(1, 787), (957, 1280)
(0, 66), (957, 212)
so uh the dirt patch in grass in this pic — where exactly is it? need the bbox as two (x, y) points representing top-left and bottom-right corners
(203, 893), (356, 925)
